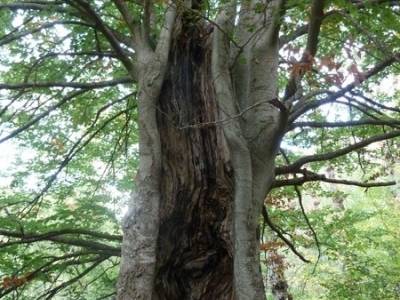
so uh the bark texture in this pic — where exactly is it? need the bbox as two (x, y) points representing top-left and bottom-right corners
(117, 6), (176, 299)
(154, 20), (235, 299)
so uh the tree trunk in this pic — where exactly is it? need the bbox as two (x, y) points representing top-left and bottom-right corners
(267, 249), (292, 300)
(154, 21), (235, 299)
(118, 2), (286, 298)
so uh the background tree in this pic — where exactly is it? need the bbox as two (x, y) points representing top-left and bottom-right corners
(0, 0), (399, 299)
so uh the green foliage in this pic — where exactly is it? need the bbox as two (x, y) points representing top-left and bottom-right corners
(277, 185), (400, 300)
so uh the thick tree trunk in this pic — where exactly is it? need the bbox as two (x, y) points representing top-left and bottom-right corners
(154, 21), (235, 299)
(118, 2), (286, 298)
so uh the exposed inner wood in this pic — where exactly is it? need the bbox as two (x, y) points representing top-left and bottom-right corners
(155, 20), (235, 299)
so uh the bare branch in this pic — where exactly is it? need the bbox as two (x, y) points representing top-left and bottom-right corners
(293, 185), (321, 271)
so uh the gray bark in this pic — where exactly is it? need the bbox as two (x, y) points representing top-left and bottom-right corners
(117, 6), (176, 299)
(118, 1), (288, 299)
(212, 0), (287, 298)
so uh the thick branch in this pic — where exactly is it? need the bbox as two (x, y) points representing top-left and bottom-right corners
(154, 3), (176, 63)
(279, 0), (398, 47)
(70, 0), (136, 75)
(279, 24), (308, 48)
(112, 0), (144, 49)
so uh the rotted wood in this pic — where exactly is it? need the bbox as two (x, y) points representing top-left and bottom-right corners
(155, 17), (235, 300)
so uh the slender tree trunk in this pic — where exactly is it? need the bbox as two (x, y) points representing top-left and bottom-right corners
(267, 247), (292, 300)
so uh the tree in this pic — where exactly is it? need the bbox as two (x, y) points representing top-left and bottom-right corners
(0, 0), (399, 299)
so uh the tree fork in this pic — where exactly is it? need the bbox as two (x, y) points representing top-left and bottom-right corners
(118, 1), (286, 298)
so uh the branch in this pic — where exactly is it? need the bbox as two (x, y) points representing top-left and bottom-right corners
(279, 24), (308, 48)
(276, 129), (400, 174)
(351, 91), (400, 114)
(290, 54), (399, 121)
(0, 20), (92, 47)
(0, 2), (66, 13)
(0, 77), (132, 90)
(154, 2), (176, 63)
(112, 0), (144, 48)
(279, 0), (399, 47)
(0, 229), (121, 256)
(272, 169), (396, 188)
(40, 257), (106, 300)
(283, 0), (325, 101)
(20, 107), (132, 214)
(69, 0), (136, 74)
(337, 97), (392, 121)
(0, 228), (122, 242)
(179, 98), (285, 129)
(262, 205), (310, 263)
(29, 51), (119, 63)
(293, 185), (321, 272)
(0, 89), (87, 144)
(289, 119), (400, 130)
(0, 252), (102, 298)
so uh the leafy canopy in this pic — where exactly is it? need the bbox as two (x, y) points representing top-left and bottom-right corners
(0, 0), (399, 298)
